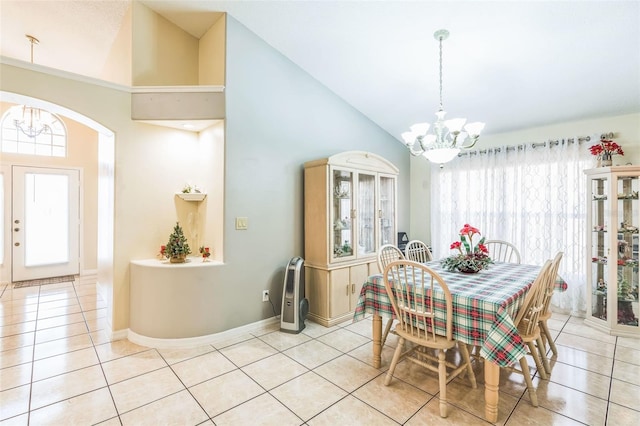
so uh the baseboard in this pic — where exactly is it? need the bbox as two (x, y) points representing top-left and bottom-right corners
(126, 316), (281, 349)
(110, 327), (128, 341)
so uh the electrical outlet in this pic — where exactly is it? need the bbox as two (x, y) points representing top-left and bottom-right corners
(262, 290), (269, 302)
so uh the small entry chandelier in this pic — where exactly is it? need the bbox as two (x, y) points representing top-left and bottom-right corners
(8, 35), (54, 138)
(402, 29), (485, 166)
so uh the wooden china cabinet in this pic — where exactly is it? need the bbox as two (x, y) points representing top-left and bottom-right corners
(585, 165), (640, 337)
(304, 151), (398, 326)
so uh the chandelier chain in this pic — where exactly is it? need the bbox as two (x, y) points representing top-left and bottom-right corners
(26, 34), (39, 64)
(438, 34), (443, 111)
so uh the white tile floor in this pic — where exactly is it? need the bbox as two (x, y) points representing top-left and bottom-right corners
(1, 278), (639, 425)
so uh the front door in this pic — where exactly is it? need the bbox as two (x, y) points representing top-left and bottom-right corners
(12, 166), (80, 281)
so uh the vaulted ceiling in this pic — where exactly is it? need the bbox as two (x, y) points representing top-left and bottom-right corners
(1, 0), (639, 141)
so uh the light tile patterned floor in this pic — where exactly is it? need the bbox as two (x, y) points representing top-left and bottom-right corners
(1, 279), (639, 425)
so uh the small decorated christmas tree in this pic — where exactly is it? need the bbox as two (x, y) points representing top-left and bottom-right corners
(164, 222), (191, 262)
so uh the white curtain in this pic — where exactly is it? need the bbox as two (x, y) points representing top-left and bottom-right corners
(431, 137), (594, 316)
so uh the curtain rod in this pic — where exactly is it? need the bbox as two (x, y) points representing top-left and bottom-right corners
(458, 131), (616, 157)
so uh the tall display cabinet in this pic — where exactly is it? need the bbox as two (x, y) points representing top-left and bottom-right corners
(585, 166), (640, 337)
(304, 151), (398, 326)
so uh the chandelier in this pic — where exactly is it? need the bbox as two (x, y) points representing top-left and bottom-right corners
(8, 35), (54, 138)
(402, 29), (485, 166)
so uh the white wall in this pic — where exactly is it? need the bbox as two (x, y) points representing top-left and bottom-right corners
(409, 113), (640, 245)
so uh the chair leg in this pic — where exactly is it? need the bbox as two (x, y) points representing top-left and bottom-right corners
(536, 336), (551, 376)
(527, 341), (548, 380)
(381, 319), (394, 346)
(471, 345), (482, 360)
(384, 337), (404, 386)
(458, 343), (477, 389)
(540, 320), (558, 356)
(519, 357), (538, 407)
(438, 349), (448, 418)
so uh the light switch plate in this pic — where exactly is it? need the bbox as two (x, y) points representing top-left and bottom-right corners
(236, 217), (248, 230)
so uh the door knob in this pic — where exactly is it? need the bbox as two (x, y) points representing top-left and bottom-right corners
(14, 228), (20, 232)
(14, 242), (20, 246)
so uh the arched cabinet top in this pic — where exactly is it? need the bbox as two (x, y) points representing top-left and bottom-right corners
(304, 151), (399, 175)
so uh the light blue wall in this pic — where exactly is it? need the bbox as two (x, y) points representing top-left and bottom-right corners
(222, 16), (409, 327)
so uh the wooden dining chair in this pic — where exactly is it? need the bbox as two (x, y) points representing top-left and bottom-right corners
(404, 240), (433, 263)
(538, 251), (564, 374)
(377, 244), (405, 272)
(485, 240), (521, 264)
(377, 244), (406, 346)
(382, 260), (477, 418)
(504, 259), (554, 407)
(471, 240), (522, 359)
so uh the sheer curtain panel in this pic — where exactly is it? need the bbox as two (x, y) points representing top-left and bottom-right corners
(431, 137), (594, 316)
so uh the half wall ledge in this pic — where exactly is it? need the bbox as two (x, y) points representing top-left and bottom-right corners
(129, 258), (226, 342)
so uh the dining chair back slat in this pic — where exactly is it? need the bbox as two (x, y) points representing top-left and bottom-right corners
(542, 252), (564, 316)
(405, 240), (433, 263)
(377, 244), (405, 272)
(538, 251), (564, 368)
(515, 260), (552, 329)
(376, 244), (406, 346)
(485, 240), (521, 264)
(384, 260), (452, 341)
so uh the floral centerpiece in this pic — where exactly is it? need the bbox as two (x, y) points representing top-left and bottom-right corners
(182, 183), (202, 194)
(589, 139), (623, 166)
(441, 224), (493, 273)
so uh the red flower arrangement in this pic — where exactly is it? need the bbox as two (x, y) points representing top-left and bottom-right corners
(589, 140), (624, 157)
(199, 246), (211, 262)
(441, 224), (493, 273)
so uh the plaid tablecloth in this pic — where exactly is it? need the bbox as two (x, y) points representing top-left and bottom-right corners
(353, 261), (568, 368)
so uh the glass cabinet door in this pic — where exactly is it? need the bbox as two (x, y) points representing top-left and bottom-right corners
(379, 175), (396, 247)
(332, 169), (353, 259)
(590, 176), (609, 322)
(616, 176), (639, 327)
(589, 172), (640, 331)
(357, 172), (376, 256)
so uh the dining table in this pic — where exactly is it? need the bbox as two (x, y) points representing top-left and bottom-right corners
(353, 260), (567, 423)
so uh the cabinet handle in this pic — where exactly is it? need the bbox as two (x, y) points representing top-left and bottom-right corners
(351, 283), (355, 294)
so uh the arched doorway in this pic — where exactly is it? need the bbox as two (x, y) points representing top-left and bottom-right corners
(0, 91), (115, 324)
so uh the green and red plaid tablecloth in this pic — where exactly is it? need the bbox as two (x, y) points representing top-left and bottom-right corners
(353, 261), (568, 368)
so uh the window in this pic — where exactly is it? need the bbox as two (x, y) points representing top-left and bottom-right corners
(431, 139), (591, 315)
(1, 106), (67, 157)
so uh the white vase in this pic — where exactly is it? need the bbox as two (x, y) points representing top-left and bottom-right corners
(601, 153), (612, 167)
